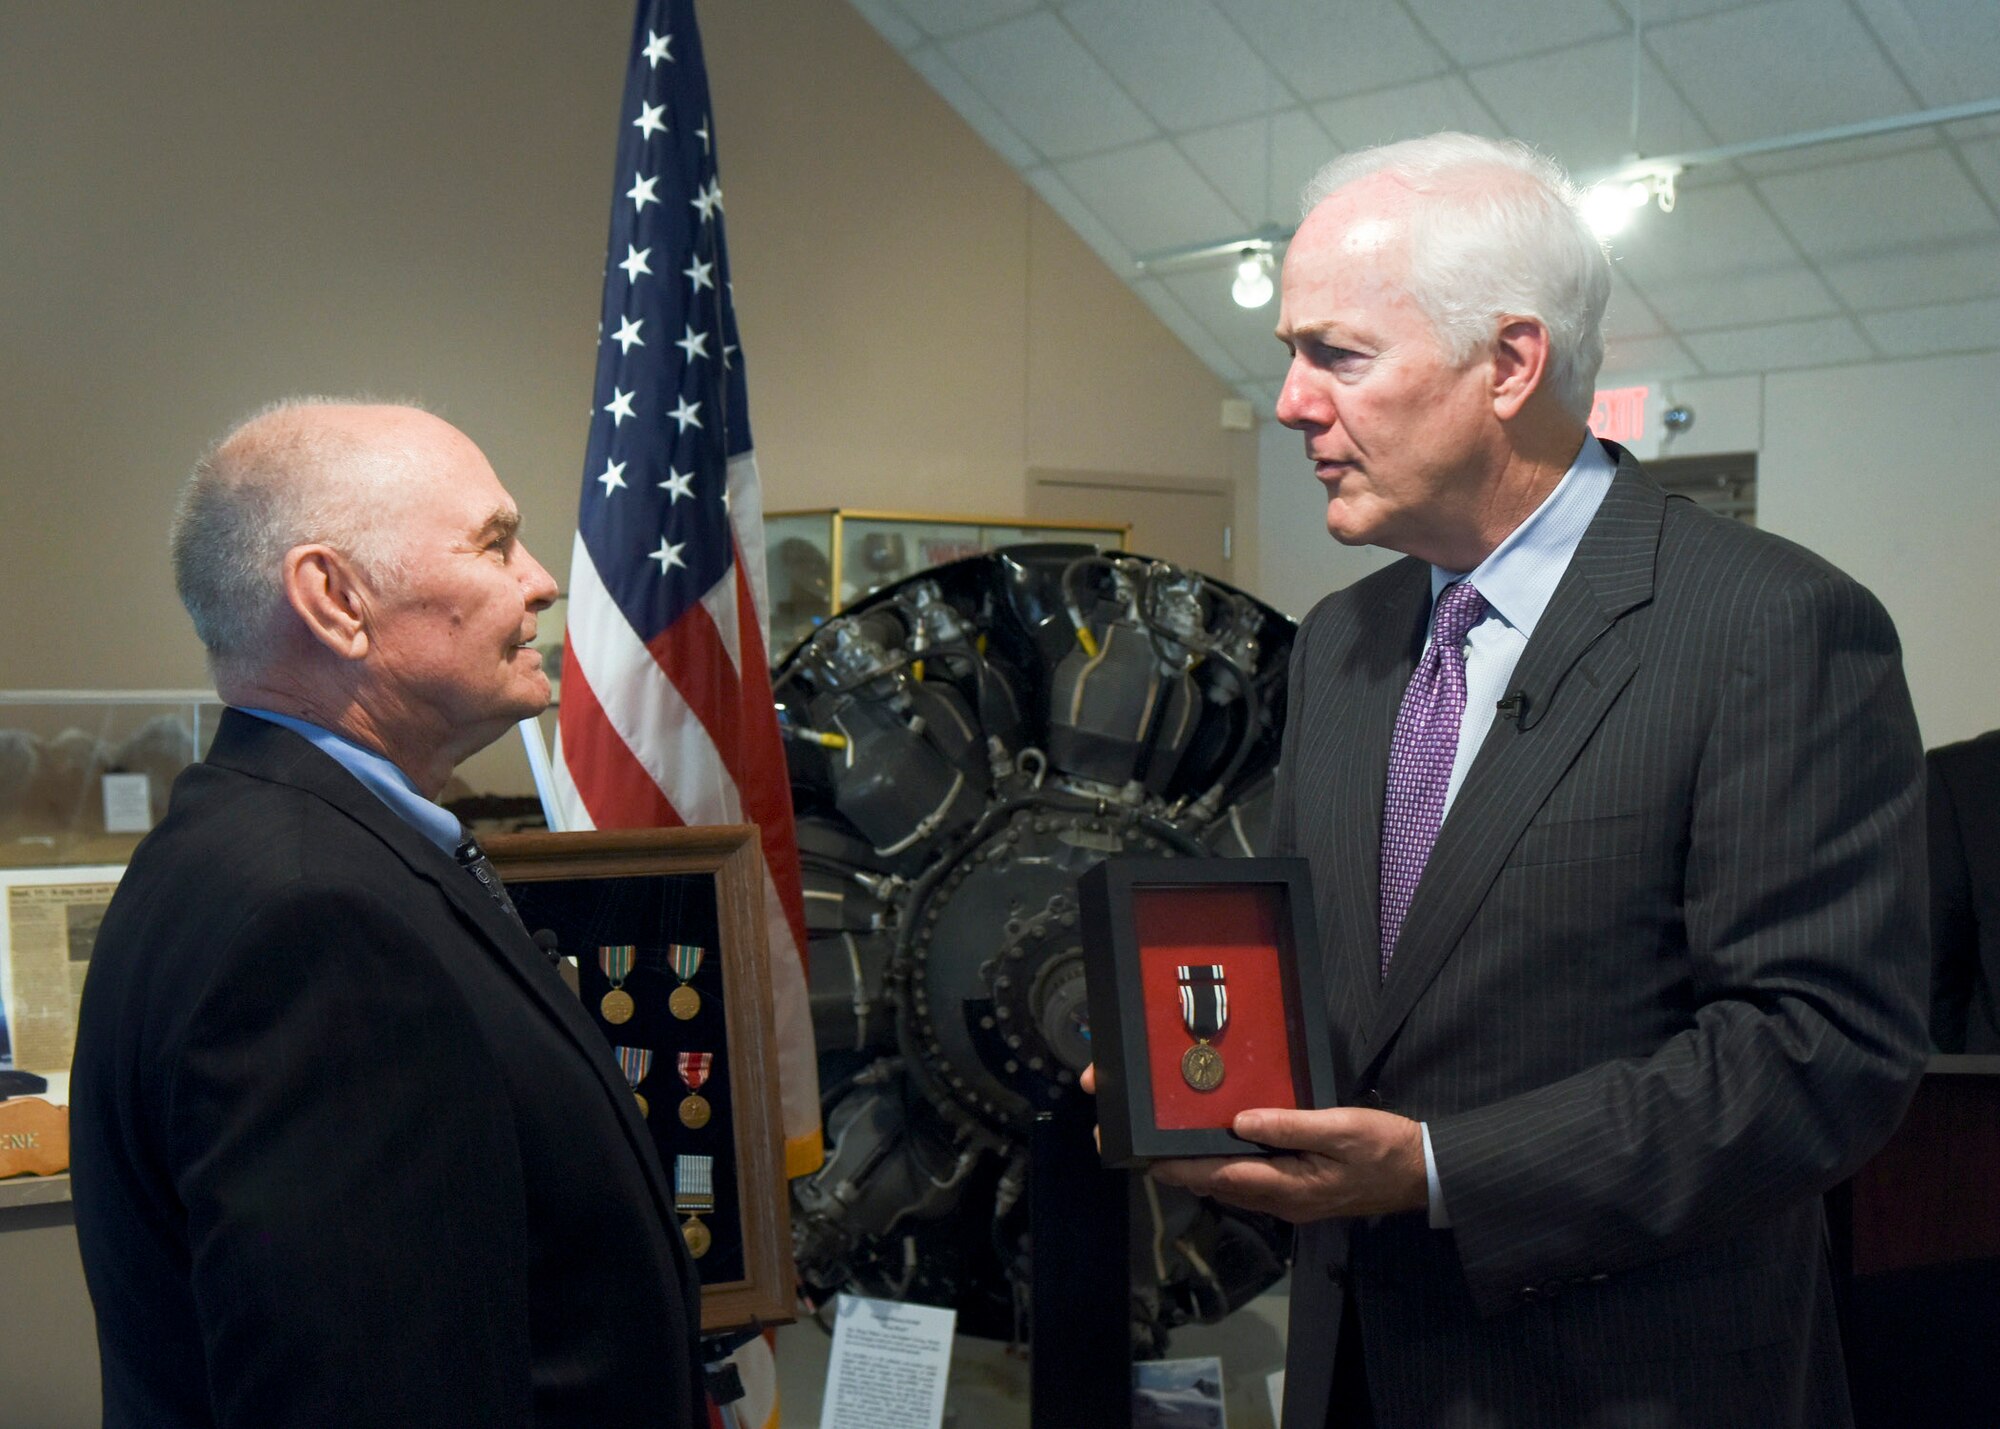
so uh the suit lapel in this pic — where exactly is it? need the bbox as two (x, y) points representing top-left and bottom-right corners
(1357, 459), (1663, 1074)
(205, 712), (678, 1221)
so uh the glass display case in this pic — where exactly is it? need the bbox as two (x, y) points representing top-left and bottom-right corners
(0, 691), (225, 870)
(763, 508), (1126, 658)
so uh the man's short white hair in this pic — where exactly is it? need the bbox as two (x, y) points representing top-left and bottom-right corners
(1300, 133), (1610, 420)
(170, 396), (421, 681)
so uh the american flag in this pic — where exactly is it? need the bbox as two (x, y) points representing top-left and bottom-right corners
(552, 0), (820, 1184)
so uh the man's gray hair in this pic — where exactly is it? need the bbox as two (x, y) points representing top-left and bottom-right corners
(1300, 133), (1610, 420)
(170, 396), (419, 679)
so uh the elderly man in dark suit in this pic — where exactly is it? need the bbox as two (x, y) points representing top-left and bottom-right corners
(70, 400), (704, 1428)
(1150, 135), (1929, 1427)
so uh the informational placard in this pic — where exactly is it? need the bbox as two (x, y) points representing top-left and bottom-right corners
(0, 867), (123, 1078)
(819, 1294), (955, 1429)
(100, 773), (154, 834)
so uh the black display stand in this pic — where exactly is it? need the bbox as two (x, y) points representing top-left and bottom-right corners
(1831, 1054), (2000, 1429)
(1029, 1107), (1131, 1429)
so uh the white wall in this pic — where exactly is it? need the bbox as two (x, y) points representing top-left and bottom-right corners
(1255, 353), (2000, 747)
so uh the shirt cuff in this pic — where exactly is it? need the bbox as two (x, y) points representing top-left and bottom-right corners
(1421, 1121), (1450, 1229)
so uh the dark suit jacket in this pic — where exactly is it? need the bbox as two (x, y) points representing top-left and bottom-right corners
(71, 711), (704, 1428)
(1272, 455), (1928, 1428)
(1927, 730), (2000, 1052)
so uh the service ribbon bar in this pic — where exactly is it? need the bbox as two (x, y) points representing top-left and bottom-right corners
(615, 1044), (655, 1090)
(668, 943), (705, 980)
(1176, 964), (1228, 1039)
(675, 1154), (716, 1214)
(599, 945), (637, 983)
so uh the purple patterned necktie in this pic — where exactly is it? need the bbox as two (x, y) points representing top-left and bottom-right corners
(1379, 580), (1487, 977)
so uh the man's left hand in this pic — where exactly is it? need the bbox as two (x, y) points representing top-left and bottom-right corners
(1149, 1107), (1428, 1224)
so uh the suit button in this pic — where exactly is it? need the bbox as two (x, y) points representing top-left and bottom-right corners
(1587, 1272), (1610, 1283)
(1325, 1263), (1346, 1287)
(1519, 1286), (1540, 1301)
(1362, 1088), (1385, 1108)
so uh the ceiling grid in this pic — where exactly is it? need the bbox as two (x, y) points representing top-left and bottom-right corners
(850, 0), (2000, 406)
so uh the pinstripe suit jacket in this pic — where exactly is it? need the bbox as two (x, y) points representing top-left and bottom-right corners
(1272, 455), (1928, 1429)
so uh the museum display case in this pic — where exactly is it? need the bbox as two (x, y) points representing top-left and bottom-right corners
(763, 509), (1126, 657)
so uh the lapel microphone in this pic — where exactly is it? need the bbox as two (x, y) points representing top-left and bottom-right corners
(1496, 690), (1528, 723)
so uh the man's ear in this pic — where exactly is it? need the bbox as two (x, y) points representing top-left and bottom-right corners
(282, 544), (371, 662)
(1490, 317), (1552, 420)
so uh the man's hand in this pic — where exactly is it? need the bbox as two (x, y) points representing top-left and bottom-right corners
(1148, 1108), (1428, 1224)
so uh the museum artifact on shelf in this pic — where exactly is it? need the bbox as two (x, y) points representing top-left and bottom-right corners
(1079, 856), (1337, 1167)
(486, 825), (794, 1333)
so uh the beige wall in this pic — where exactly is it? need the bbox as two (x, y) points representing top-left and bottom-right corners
(0, 1), (1253, 710)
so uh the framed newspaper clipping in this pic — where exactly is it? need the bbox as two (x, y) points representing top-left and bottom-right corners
(487, 826), (793, 1333)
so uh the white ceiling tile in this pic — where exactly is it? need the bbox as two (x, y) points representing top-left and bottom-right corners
(1467, 37), (1713, 179)
(1177, 108), (1339, 229)
(1599, 333), (1704, 379)
(1062, 0), (1277, 131)
(1756, 147), (1994, 261)
(906, 45), (1042, 168)
(1851, 0), (2000, 107)
(846, 0), (927, 52)
(1158, 266), (1291, 380)
(1604, 269), (1663, 340)
(1645, 0), (1917, 146)
(942, 12), (1156, 160)
(1130, 276), (1252, 381)
(1613, 0), (1768, 21)
(1681, 315), (1873, 373)
(1734, 128), (1944, 179)
(1402, 0), (1630, 67)
(1958, 133), (2000, 211)
(1056, 140), (1253, 253)
(1024, 165), (1136, 269)
(1211, 0), (1451, 102)
(1312, 75), (1504, 152)
(1819, 235), (2000, 309)
(1608, 181), (1837, 330)
(890, 0), (1042, 40)
(1859, 295), (2000, 357)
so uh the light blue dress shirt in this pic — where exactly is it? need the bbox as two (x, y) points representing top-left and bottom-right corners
(239, 708), (464, 855)
(1414, 436), (1617, 1226)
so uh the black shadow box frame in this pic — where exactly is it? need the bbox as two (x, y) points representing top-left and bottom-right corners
(486, 826), (794, 1333)
(1079, 856), (1335, 1167)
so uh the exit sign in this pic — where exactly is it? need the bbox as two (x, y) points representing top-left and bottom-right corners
(1588, 385), (1648, 443)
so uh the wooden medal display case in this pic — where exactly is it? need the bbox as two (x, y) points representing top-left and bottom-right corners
(487, 826), (793, 1333)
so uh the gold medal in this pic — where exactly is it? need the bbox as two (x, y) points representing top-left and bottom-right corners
(634, 1091), (649, 1118)
(1181, 1041), (1225, 1092)
(598, 945), (638, 1024)
(666, 943), (706, 1019)
(679, 1092), (711, 1129)
(1177, 964), (1228, 1091)
(682, 1216), (712, 1258)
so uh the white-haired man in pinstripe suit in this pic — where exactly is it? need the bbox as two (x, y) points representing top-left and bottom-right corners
(1148, 134), (1928, 1428)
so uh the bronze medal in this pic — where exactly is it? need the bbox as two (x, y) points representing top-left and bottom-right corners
(682, 1216), (712, 1258)
(600, 987), (635, 1024)
(668, 983), (702, 1020)
(679, 1092), (711, 1129)
(634, 1091), (649, 1118)
(1181, 1041), (1225, 1092)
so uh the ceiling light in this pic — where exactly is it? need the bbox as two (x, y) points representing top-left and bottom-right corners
(1231, 249), (1274, 308)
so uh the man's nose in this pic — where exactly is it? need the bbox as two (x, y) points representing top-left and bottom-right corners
(519, 544), (560, 610)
